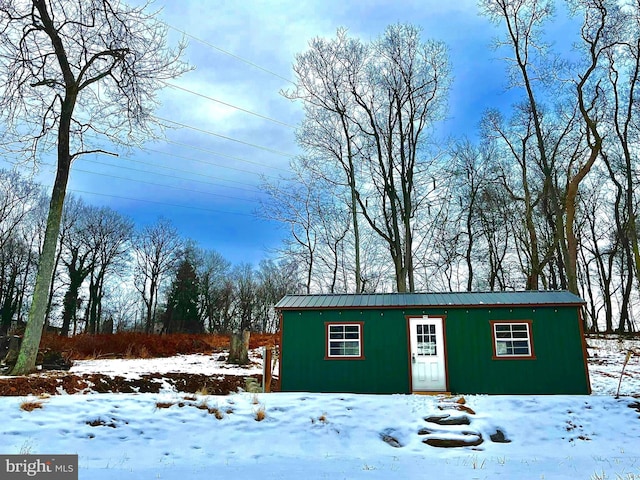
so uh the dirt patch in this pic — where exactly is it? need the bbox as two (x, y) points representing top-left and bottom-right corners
(0, 372), (275, 396)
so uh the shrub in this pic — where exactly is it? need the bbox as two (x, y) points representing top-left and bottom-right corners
(38, 332), (278, 360)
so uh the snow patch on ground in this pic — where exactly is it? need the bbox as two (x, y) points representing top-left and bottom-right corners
(0, 336), (638, 480)
(69, 350), (263, 379)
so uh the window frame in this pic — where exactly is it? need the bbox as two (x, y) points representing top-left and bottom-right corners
(490, 320), (536, 360)
(325, 322), (365, 360)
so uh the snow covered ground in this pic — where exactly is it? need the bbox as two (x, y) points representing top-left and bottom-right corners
(69, 350), (263, 378)
(1, 336), (638, 480)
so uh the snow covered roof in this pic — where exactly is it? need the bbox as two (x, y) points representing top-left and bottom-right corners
(275, 290), (585, 310)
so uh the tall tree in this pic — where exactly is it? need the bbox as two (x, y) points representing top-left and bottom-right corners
(195, 248), (232, 334)
(283, 28), (366, 293)
(84, 206), (133, 334)
(162, 254), (201, 334)
(0, 0), (188, 374)
(58, 197), (94, 336)
(280, 24), (450, 293)
(134, 218), (183, 334)
(479, 0), (621, 295)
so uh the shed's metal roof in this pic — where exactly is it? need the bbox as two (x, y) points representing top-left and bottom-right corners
(275, 291), (584, 310)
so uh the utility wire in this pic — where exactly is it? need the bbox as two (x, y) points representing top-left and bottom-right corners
(39, 158), (260, 196)
(162, 81), (295, 129)
(69, 189), (257, 217)
(79, 131), (290, 177)
(138, 146), (279, 180)
(162, 138), (290, 172)
(10, 158), (267, 209)
(77, 155), (262, 192)
(163, 22), (294, 85)
(155, 116), (296, 158)
(71, 166), (261, 203)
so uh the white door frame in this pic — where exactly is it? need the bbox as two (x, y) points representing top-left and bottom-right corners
(408, 315), (447, 392)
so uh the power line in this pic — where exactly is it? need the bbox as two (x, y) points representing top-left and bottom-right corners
(71, 165), (262, 203)
(69, 189), (258, 217)
(138, 146), (280, 181)
(79, 132), (288, 179)
(163, 22), (294, 85)
(162, 138), (290, 172)
(155, 116), (296, 158)
(1, 158), (269, 219)
(162, 81), (295, 129)
(78, 156), (257, 193)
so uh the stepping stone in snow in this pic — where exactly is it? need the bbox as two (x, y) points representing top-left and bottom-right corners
(438, 404), (476, 415)
(423, 432), (483, 448)
(425, 414), (471, 426)
(379, 428), (403, 448)
(490, 429), (511, 443)
(380, 433), (402, 448)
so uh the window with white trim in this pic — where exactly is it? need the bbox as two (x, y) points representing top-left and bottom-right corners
(493, 322), (532, 357)
(327, 323), (362, 358)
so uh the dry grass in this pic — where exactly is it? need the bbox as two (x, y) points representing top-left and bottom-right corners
(39, 332), (278, 360)
(312, 413), (328, 424)
(208, 407), (224, 419)
(155, 401), (175, 409)
(196, 386), (209, 396)
(20, 400), (43, 412)
(255, 405), (266, 422)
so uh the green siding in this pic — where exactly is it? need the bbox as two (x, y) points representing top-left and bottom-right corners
(280, 304), (590, 395)
(281, 309), (410, 394)
(443, 306), (589, 394)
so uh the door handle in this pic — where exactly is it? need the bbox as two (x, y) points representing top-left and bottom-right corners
(412, 353), (416, 364)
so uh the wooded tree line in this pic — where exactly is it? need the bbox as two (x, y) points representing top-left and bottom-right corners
(0, 170), (299, 336)
(261, 0), (640, 333)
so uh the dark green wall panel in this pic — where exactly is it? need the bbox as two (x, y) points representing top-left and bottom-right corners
(281, 309), (410, 393)
(280, 305), (590, 395)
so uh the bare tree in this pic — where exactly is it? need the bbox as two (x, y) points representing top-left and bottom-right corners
(0, 0), (189, 374)
(260, 170), (320, 294)
(479, 0), (621, 295)
(84, 206), (133, 334)
(254, 259), (302, 332)
(58, 197), (94, 336)
(195, 248), (231, 333)
(0, 170), (41, 251)
(0, 171), (42, 334)
(283, 28), (367, 293)
(133, 218), (183, 334)
(449, 139), (498, 291)
(281, 24), (450, 293)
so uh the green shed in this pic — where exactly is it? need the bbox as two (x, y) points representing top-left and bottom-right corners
(275, 291), (591, 395)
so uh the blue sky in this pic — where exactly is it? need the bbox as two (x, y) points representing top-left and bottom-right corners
(2, 0), (523, 265)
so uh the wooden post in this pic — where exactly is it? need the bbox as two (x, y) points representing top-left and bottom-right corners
(263, 347), (273, 393)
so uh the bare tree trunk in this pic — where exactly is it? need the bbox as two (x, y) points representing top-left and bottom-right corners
(12, 146), (71, 374)
(228, 330), (250, 365)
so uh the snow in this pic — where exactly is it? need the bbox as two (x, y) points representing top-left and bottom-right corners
(1, 338), (639, 480)
(68, 351), (263, 378)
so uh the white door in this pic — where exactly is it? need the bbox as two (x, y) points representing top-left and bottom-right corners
(409, 316), (446, 392)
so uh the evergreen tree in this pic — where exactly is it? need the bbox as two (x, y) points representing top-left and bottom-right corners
(162, 258), (201, 334)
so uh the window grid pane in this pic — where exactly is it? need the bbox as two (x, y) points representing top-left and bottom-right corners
(328, 324), (361, 357)
(417, 323), (437, 356)
(494, 323), (531, 357)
